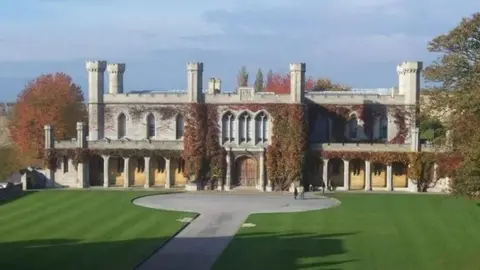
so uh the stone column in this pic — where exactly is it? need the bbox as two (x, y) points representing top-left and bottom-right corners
(258, 149), (265, 191)
(165, 158), (172, 189)
(386, 164), (393, 191)
(123, 157), (130, 188)
(365, 160), (372, 191)
(343, 159), (350, 191)
(77, 163), (86, 188)
(102, 155), (109, 188)
(44, 125), (55, 188)
(322, 159), (329, 189)
(225, 151), (232, 191)
(144, 157), (151, 189)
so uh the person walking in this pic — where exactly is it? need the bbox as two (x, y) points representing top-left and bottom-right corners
(299, 185), (305, 200)
(293, 186), (298, 200)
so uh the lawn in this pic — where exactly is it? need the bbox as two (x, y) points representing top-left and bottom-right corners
(213, 193), (480, 270)
(0, 190), (194, 270)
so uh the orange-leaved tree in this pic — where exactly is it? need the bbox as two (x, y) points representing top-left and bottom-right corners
(264, 73), (349, 93)
(9, 73), (86, 162)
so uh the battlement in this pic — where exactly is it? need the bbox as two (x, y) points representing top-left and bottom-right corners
(107, 63), (126, 74)
(86, 60), (107, 72)
(397, 61), (423, 74)
(187, 62), (203, 71)
(289, 63), (306, 72)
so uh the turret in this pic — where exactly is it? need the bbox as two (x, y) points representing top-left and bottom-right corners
(107, 63), (126, 94)
(397, 61), (422, 105)
(289, 63), (306, 103)
(187, 62), (204, 102)
(86, 60), (107, 140)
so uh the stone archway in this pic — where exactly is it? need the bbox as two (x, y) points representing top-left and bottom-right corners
(88, 155), (103, 186)
(371, 163), (387, 188)
(307, 156), (324, 188)
(392, 162), (408, 188)
(328, 158), (344, 187)
(349, 159), (365, 190)
(234, 156), (258, 187)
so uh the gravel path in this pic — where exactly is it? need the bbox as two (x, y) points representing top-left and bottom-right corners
(134, 192), (340, 270)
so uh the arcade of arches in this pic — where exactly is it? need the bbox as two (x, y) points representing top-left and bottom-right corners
(88, 155), (185, 188)
(306, 157), (410, 190)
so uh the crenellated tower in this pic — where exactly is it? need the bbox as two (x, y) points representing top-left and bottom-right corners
(289, 63), (306, 103)
(86, 60), (107, 141)
(107, 63), (126, 94)
(187, 62), (204, 103)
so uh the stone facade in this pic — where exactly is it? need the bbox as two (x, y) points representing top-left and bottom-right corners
(44, 60), (450, 193)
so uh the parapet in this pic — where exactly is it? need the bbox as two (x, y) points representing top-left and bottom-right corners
(107, 63), (126, 74)
(187, 62), (204, 71)
(289, 63), (306, 72)
(397, 61), (423, 74)
(86, 60), (107, 72)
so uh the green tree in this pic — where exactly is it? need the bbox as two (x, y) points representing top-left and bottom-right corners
(423, 13), (480, 197)
(419, 116), (445, 142)
(237, 66), (249, 87)
(254, 68), (264, 92)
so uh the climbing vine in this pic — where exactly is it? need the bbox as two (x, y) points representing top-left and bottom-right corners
(128, 105), (182, 120)
(183, 103), (207, 183)
(205, 105), (226, 189)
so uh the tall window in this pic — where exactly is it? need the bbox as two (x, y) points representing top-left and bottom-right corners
(118, 113), (126, 139)
(147, 113), (155, 138)
(348, 115), (358, 139)
(176, 114), (184, 139)
(379, 116), (388, 140)
(222, 112), (235, 143)
(255, 112), (269, 143)
(239, 112), (252, 143)
(63, 157), (69, 173)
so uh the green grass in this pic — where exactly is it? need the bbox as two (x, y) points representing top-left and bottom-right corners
(0, 190), (193, 270)
(213, 193), (480, 270)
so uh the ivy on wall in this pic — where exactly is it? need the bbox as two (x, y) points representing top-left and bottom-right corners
(205, 105), (226, 189)
(183, 104), (207, 183)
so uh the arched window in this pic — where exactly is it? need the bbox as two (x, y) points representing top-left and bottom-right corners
(239, 112), (252, 143)
(147, 113), (155, 138)
(255, 112), (269, 143)
(118, 113), (126, 139)
(222, 112), (235, 143)
(348, 115), (358, 139)
(379, 116), (388, 140)
(176, 114), (184, 139)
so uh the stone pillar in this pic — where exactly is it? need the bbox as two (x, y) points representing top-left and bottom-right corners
(225, 151), (232, 191)
(44, 125), (55, 187)
(257, 149), (265, 191)
(77, 163), (86, 188)
(144, 157), (151, 189)
(165, 158), (172, 189)
(76, 122), (85, 148)
(386, 164), (393, 191)
(123, 157), (130, 188)
(343, 160), (350, 191)
(322, 159), (329, 189)
(410, 127), (419, 151)
(102, 155), (109, 188)
(365, 160), (372, 191)
(107, 63), (126, 94)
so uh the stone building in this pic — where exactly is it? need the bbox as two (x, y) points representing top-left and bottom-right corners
(44, 60), (450, 192)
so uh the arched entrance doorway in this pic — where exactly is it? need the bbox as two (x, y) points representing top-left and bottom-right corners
(307, 156), (323, 188)
(235, 156), (258, 187)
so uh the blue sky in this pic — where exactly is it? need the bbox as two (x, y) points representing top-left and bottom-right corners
(0, 0), (479, 101)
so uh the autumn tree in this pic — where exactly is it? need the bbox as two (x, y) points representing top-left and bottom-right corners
(254, 68), (264, 92)
(263, 73), (328, 94)
(423, 13), (480, 197)
(237, 66), (249, 87)
(313, 78), (351, 91)
(9, 73), (86, 164)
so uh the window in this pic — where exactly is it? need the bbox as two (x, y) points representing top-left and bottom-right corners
(147, 114), (155, 138)
(255, 112), (269, 143)
(238, 112), (252, 143)
(63, 157), (69, 173)
(349, 115), (358, 139)
(379, 116), (388, 140)
(222, 112), (235, 143)
(176, 114), (184, 139)
(117, 113), (126, 139)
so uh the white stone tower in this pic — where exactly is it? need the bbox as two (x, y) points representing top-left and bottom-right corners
(86, 60), (107, 141)
(397, 61), (423, 150)
(107, 63), (126, 94)
(187, 62), (204, 102)
(289, 63), (306, 103)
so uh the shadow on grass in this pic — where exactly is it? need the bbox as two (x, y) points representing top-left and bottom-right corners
(0, 190), (37, 207)
(0, 231), (358, 270)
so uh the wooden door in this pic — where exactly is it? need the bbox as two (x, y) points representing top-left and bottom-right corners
(238, 157), (257, 186)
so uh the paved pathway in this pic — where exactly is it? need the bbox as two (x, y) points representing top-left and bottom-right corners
(133, 192), (340, 270)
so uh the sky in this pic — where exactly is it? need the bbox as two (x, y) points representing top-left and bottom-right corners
(0, 0), (479, 101)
